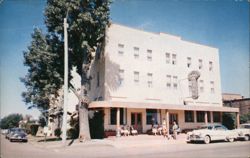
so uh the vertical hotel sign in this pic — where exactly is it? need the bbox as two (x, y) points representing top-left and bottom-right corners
(188, 71), (200, 100)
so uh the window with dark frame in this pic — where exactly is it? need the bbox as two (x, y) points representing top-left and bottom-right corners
(110, 108), (126, 125)
(185, 111), (194, 122)
(147, 49), (152, 61)
(146, 109), (158, 125)
(213, 112), (221, 122)
(196, 111), (205, 122)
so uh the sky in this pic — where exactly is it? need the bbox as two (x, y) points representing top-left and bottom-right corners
(0, 0), (249, 119)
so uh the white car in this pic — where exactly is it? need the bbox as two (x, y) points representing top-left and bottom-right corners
(186, 124), (238, 144)
(234, 123), (250, 141)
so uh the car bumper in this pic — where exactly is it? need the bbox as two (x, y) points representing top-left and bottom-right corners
(10, 137), (27, 141)
(187, 135), (204, 142)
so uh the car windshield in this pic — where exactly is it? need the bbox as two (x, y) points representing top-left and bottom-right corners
(240, 124), (250, 129)
(11, 128), (25, 133)
(199, 126), (213, 130)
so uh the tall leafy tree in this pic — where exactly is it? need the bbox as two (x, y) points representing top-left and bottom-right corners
(21, 29), (63, 113)
(22, 0), (111, 140)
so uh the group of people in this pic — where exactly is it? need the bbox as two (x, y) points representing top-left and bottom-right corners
(152, 118), (179, 140)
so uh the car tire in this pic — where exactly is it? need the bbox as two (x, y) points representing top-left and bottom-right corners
(244, 135), (250, 141)
(228, 138), (234, 142)
(9, 139), (12, 142)
(204, 135), (210, 144)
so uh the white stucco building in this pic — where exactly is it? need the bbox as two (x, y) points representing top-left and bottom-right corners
(63, 23), (239, 135)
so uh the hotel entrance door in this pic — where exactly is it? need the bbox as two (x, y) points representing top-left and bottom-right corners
(131, 113), (142, 133)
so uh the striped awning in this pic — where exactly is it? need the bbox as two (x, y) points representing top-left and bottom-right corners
(89, 101), (239, 112)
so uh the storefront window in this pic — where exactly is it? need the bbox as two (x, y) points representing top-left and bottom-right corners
(110, 108), (126, 125)
(185, 111), (194, 122)
(146, 109), (158, 125)
(213, 112), (221, 122)
(196, 111), (205, 122)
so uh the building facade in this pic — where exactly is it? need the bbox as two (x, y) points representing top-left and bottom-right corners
(87, 24), (239, 134)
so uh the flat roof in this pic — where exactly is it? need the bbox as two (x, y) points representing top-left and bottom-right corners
(111, 23), (218, 50)
(89, 101), (239, 112)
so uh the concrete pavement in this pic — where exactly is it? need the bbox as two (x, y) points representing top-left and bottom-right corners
(1, 134), (250, 158)
(28, 134), (188, 150)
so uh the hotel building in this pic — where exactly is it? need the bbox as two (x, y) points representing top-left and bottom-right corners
(49, 24), (239, 135)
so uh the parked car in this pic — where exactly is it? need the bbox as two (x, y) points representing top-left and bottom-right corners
(6, 128), (28, 142)
(5, 128), (16, 139)
(1, 129), (8, 135)
(234, 123), (250, 141)
(186, 123), (238, 144)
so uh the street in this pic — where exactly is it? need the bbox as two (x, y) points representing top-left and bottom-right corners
(1, 135), (250, 158)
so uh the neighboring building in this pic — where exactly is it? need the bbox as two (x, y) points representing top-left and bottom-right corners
(222, 93), (243, 101)
(223, 93), (250, 116)
(87, 23), (239, 134)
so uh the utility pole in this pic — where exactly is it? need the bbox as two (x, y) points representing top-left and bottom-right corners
(62, 18), (69, 145)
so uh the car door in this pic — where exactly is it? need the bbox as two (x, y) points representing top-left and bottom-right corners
(214, 125), (227, 140)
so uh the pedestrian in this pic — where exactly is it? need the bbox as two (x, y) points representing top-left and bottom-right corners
(172, 121), (179, 140)
(162, 118), (168, 138)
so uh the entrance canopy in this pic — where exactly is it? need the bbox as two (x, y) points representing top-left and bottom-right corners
(89, 101), (239, 112)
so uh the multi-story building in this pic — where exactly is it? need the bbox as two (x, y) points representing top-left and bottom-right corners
(87, 23), (239, 134)
(223, 93), (250, 116)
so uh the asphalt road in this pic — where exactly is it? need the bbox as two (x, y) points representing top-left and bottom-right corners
(1, 135), (250, 158)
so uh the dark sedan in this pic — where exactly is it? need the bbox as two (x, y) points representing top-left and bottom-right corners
(7, 128), (28, 142)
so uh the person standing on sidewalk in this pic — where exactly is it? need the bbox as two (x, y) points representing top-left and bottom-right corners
(172, 121), (178, 140)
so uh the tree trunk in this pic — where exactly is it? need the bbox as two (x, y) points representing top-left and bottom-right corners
(78, 101), (91, 141)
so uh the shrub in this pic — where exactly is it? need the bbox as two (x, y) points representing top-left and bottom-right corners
(89, 110), (104, 139)
(222, 113), (235, 130)
(30, 124), (39, 136)
(54, 128), (62, 138)
(240, 112), (250, 123)
(67, 128), (79, 139)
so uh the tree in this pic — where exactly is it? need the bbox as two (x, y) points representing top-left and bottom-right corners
(0, 113), (23, 129)
(44, 0), (111, 140)
(240, 112), (250, 123)
(21, 28), (64, 112)
(22, 0), (111, 140)
(222, 113), (236, 130)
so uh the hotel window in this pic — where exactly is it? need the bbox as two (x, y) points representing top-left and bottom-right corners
(147, 73), (153, 88)
(199, 59), (203, 69)
(209, 61), (213, 71)
(213, 112), (221, 122)
(185, 111), (194, 122)
(166, 53), (170, 64)
(147, 49), (152, 61)
(187, 57), (191, 68)
(199, 80), (204, 93)
(166, 75), (171, 88)
(119, 69), (124, 85)
(118, 43), (124, 55)
(134, 47), (139, 59)
(172, 54), (177, 65)
(97, 72), (100, 87)
(196, 111), (205, 122)
(134, 71), (139, 83)
(110, 108), (126, 125)
(146, 109), (158, 125)
(210, 81), (215, 93)
(173, 76), (178, 89)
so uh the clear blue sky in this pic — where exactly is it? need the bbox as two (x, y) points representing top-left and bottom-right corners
(0, 0), (249, 119)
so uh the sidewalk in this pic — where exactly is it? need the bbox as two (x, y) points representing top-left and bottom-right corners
(28, 134), (188, 150)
